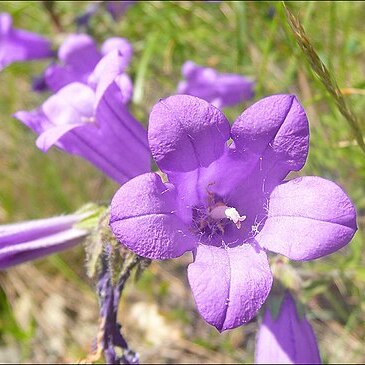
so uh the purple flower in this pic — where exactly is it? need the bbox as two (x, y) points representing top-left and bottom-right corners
(43, 33), (133, 92)
(105, 1), (136, 21)
(255, 292), (321, 364)
(75, 2), (135, 31)
(0, 12), (53, 71)
(0, 213), (88, 269)
(15, 51), (150, 184)
(110, 94), (357, 331)
(75, 3), (100, 29)
(177, 61), (255, 108)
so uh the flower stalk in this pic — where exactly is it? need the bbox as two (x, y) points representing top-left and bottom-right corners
(84, 209), (150, 364)
(95, 247), (140, 364)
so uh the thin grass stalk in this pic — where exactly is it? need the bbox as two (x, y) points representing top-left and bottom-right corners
(283, 2), (365, 154)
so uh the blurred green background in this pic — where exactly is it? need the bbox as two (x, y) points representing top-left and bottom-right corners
(0, 1), (364, 363)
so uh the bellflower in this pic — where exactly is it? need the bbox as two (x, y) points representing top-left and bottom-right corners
(15, 50), (150, 184)
(255, 292), (321, 364)
(0, 213), (88, 269)
(177, 61), (255, 108)
(105, 1), (136, 21)
(43, 33), (133, 92)
(110, 94), (357, 331)
(75, 2), (135, 32)
(0, 12), (53, 71)
(75, 3), (100, 30)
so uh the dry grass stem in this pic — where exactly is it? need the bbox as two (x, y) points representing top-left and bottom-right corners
(283, 2), (365, 153)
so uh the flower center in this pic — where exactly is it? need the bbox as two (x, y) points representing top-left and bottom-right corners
(191, 190), (248, 246)
(209, 203), (247, 229)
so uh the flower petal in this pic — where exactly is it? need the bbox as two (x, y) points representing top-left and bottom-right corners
(216, 73), (254, 107)
(115, 73), (133, 104)
(106, 1), (135, 20)
(14, 109), (51, 135)
(181, 60), (199, 79)
(61, 124), (142, 184)
(0, 228), (87, 269)
(44, 64), (83, 92)
(176, 80), (188, 94)
(256, 292), (321, 364)
(42, 82), (95, 126)
(95, 80), (150, 175)
(187, 244), (272, 331)
(0, 13), (52, 70)
(257, 176), (357, 260)
(0, 214), (82, 247)
(110, 173), (196, 260)
(88, 50), (127, 105)
(178, 61), (254, 108)
(100, 37), (133, 68)
(231, 94), (309, 187)
(0, 12), (12, 34)
(36, 123), (84, 151)
(58, 34), (100, 73)
(45, 34), (100, 91)
(148, 95), (231, 174)
(179, 62), (219, 105)
(9, 29), (53, 60)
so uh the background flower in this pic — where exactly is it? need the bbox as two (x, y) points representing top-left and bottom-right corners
(0, 213), (88, 269)
(106, 1), (136, 21)
(15, 50), (150, 184)
(255, 292), (321, 364)
(177, 60), (255, 108)
(42, 33), (133, 93)
(0, 12), (53, 71)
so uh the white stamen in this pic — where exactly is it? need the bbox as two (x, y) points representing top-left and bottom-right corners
(210, 205), (246, 229)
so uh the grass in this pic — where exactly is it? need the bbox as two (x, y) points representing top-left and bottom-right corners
(0, 1), (364, 363)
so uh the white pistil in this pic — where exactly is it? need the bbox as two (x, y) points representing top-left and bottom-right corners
(210, 205), (246, 229)
(224, 207), (247, 229)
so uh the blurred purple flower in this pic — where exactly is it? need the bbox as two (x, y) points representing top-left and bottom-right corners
(32, 73), (49, 92)
(75, 2), (100, 29)
(110, 94), (357, 331)
(256, 292), (321, 364)
(177, 61), (255, 108)
(43, 33), (133, 92)
(105, 1), (136, 21)
(15, 50), (150, 184)
(74, 1), (135, 31)
(0, 12), (53, 71)
(0, 213), (88, 269)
